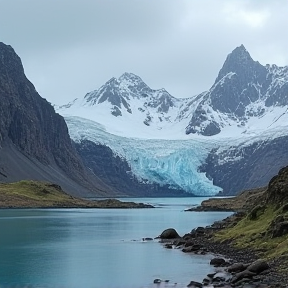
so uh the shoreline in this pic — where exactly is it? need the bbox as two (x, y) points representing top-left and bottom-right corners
(158, 212), (288, 287)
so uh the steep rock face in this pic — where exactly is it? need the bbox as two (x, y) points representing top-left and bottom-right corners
(201, 136), (288, 195)
(75, 140), (192, 197)
(266, 165), (288, 206)
(0, 42), (113, 197)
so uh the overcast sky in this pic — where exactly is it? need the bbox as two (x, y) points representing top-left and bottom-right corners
(0, 0), (287, 105)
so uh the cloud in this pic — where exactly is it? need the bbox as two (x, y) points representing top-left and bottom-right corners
(223, 2), (270, 28)
(0, 0), (287, 104)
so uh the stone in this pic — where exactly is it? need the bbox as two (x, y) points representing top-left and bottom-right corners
(153, 278), (161, 284)
(210, 258), (227, 267)
(271, 221), (288, 238)
(187, 280), (203, 287)
(227, 262), (247, 273)
(158, 228), (180, 239)
(247, 259), (269, 274)
(142, 237), (153, 241)
(231, 270), (256, 284)
(212, 272), (232, 282)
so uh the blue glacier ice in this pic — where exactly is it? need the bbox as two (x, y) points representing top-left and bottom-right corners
(65, 116), (222, 196)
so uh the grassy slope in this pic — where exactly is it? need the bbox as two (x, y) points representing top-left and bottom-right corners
(0, 180), (151, 208)
(192, 187), (266, 212)
(215, 204), (288, 273)
(196, 166), (288, 274)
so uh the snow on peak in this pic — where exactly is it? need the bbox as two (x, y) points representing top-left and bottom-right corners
(118, 72), (144, 85)
(56, 45), (288, 140)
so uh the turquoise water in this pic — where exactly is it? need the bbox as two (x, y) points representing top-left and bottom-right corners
(0, 198), (231, 288)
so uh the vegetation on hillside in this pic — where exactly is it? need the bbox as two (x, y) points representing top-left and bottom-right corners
(211, 166), (288, 273)
(0, 180), (152, 208)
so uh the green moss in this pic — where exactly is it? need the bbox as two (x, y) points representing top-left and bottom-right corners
(0, 180), (74, 202)
(215, 205), (288, 262)
(248, 204), (266, 220)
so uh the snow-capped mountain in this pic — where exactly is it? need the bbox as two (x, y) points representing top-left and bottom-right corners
(57, 45), (288, 139)
(56, 72), (199, 139)
(56, 45), (288, 196)
(186, 45), (288, 136)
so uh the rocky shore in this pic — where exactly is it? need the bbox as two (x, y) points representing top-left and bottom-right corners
(155, 164), (288, 287)
(157, 214), (288, 288)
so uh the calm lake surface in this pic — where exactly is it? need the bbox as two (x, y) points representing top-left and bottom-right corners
(0, 198), (232, 288)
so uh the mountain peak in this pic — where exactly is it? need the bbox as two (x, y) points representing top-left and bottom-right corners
(0, 42), (25, 80)
(118, 72), (145, 86)
(230, 44), (251, 61)
(214, 44), (262, 84)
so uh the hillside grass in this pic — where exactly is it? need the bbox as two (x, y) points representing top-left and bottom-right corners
(0, 180), (152, 209)
(215, 204), (288, 273)
(0, 180), (74, 201)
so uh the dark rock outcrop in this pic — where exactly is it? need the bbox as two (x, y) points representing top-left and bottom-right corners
(200, 136), (288, 195)
(266, 166), (288, 206)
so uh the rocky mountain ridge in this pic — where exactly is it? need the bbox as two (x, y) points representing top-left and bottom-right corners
(57, 45), (288, 138)
(186, 45), (288, 136)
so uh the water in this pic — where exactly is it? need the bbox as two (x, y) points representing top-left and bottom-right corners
(0, 198), (232, 288)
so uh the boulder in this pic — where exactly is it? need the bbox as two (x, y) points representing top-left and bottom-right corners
(164, 244), (173, 249)
(210, 257), (227, 267)
(247, 259), (269, 274)
(187, 280), (202, 287)
(272, 221), (288, 238)
(227, 262), (248, 273)
(212, 271), (232, 282)
(231, 270), (256, 284)
(158, 228), (180, 239)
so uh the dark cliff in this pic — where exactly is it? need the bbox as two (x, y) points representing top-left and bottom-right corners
(266, 165), (288, 206)
(0, 42), (113, 197)
(201, 136), (288, 195)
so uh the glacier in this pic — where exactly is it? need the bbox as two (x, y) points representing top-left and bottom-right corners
(66, 116), (223, 196)
(65, 115), (288, 196)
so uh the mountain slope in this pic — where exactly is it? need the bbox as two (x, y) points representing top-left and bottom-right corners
(0, 42), (115, 197)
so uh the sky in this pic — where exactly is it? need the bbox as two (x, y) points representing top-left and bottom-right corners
(0, 0), (288, 105)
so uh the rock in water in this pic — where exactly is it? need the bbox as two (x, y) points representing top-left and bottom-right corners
(158, 228), (180, 239)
